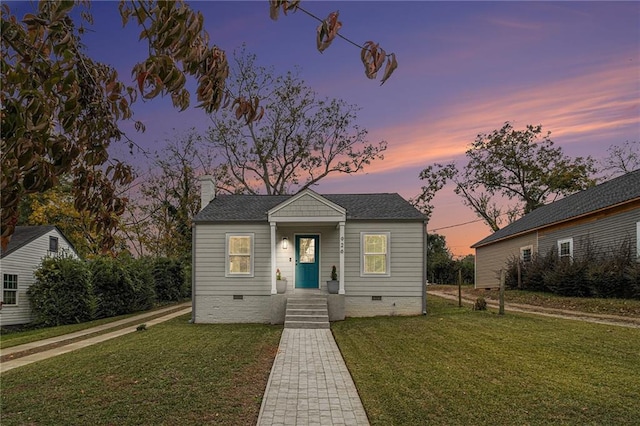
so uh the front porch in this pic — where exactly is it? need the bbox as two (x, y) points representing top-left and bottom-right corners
(267, 190), (347, 296)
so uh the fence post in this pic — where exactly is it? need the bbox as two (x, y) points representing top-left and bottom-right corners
(458, 269), (462, 308)
(499, 269), (505, 315)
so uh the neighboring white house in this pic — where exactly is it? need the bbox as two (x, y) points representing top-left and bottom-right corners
(472, 169), (640, 288)
(0, 226), (78, 326)
(192, 177), (427, 324)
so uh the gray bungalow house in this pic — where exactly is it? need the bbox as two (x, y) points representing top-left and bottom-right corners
(0, 225), (78, 326)
(192, 176), (427, 324)
(472, 169), (640, 288)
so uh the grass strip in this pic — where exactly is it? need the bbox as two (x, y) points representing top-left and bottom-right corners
(1, 315), (282, 426)
(0, 302), (189, 349)
(333, 296), (640, 426)
(434, 284), (640, 317)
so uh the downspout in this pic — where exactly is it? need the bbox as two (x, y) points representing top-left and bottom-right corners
(190, 223), (196, 323)
(422, 220), (428, 315)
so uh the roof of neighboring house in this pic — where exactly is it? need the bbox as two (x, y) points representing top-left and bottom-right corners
(1, 225), (59, 258)
(193, 192), (426, 222)
(472, 169), (640, 248)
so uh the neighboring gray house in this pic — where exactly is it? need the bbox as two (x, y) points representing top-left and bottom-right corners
(0, 226), (78, 326)
(472, 170), (640, 288)
(192, 177), (427, 324)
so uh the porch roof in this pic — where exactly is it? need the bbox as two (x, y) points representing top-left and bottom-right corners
(193, 192), (426, 223)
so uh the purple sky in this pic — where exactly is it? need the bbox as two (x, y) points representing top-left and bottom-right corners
(10, 1), (640, 255)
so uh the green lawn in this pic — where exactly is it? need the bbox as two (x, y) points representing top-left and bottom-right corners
(0, 302), (189, 349)
(333, 296), (640, 426)
(432, 284), (640, 317)
(1, 315), (282, 426)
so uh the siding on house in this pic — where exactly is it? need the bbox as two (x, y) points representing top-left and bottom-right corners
(0, 228), (77, 326)
(270, 193), (344, 218)
(193, 223), (272, 323)
(475, 232), (537, 289)
(193, 190), (426, 323)
(538, 204), (640, 259)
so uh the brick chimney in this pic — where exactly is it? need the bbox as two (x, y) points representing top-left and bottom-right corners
(199, 175), (216, 211)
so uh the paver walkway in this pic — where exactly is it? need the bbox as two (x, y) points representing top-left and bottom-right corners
(258, 328), (369, 426)
(1, 303), (191, 373)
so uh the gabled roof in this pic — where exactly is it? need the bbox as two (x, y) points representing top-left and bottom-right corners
(193, 192), (426, 222)
(1, 225), (57, 258)
(472, 169), (640, 248)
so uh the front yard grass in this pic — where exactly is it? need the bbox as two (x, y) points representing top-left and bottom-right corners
(333, 296), (640, 425)
(0, 302), (189, 349)
(1, 315), (282, 426)
(432, 284), (640, 317)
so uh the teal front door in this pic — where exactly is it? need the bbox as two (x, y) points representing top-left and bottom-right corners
(295, 235), (319, 288)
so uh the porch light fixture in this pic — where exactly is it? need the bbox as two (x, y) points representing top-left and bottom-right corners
(282, 237), (288, 250)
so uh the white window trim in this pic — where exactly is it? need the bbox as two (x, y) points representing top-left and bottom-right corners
(360, 232), (391, 277)
(225, 233), (255, 278)
(636, 222), (640, 261)
(49, 236), (59, 253)
(3, 273), (19, 306)
(557, 237), (573, 260)
(520, 245), (533, 262)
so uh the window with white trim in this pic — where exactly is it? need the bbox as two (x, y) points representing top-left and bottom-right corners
(3, 274), (18, 305)
(226, 234), (254, 277)
(636, 222), (639, 260)
(520, 245), (533, 263)
(557, 238), (573, 261)
(361, 232), (390, 276)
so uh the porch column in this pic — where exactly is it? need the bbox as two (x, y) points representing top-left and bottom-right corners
(339, 221), (345, 294)
(270, 222), (277, 295)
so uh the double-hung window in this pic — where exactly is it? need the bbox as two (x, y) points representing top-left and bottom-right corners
(520, 245), (533, 263)
(557, 238), (573, 261)
(49, 236), (59, 253)
(361, 232), (390, 276)
(3, 274), (18, 305)
(226, 234), (254, 277)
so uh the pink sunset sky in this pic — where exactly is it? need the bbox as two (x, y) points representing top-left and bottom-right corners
(10, 1), (640, 256)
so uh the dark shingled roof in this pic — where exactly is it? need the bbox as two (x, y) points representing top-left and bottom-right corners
(193, 193), (426, 222)
(1, 225), (57, 258)
(472, 169), (640, 248)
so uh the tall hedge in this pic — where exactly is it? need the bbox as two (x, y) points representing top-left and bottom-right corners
(28, 256), (95, 326)
(153, 258), (189, 302)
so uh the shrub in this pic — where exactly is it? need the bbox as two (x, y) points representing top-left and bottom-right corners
(28, 256), (95, 326)
(125, 257), (156, 311)
(153, 258), (188, 302)
(587, 240), (634, 299)
(543, 257), (590, 297)
(473, 297), (487, 311)
(91, 256), (137, 318)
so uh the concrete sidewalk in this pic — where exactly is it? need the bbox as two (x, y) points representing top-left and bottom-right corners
(1, 303), (191, 373)
(257, 328), (369, 426)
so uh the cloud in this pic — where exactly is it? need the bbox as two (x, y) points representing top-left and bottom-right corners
(364, 56), (639, 175)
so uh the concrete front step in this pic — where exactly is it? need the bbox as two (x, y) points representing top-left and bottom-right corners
(284, 296), (330, 329)
(285, 314), (329, 322)
(286, 308), (328, 316)
(284, 321), (330, 329)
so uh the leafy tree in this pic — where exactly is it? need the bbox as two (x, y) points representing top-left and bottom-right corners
(206, 50), (387, 195)
(19, 176), (128, 258)
(1, 1), (397, 252)
(427, 233), (454, 284)
(455, 254), (475, 285)
(415, 123), (597, 231)
(127, 130), (212, 258)
(601, 141), (639, 178)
